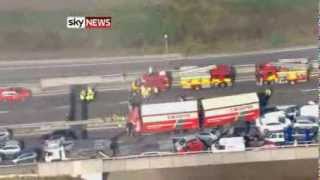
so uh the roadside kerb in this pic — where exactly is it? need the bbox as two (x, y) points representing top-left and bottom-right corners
(0, 118), (126, 136)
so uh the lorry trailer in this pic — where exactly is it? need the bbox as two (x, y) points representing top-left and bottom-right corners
(128, 93), (260, 134)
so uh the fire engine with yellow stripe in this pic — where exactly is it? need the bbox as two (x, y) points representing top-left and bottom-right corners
(255, 58), (311, 86)
(178, 64), (235, 90)
(131, 64), (235, 98)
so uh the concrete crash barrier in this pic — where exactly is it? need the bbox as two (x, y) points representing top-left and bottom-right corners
(103, 146), (318, 172)
(0, 146), (317, 178)
(0, 117), (126, 136)
(0, 164), (37, 176)
(38, 159), (104, 177)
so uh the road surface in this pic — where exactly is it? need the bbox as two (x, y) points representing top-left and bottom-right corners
(0, 47), (316, 84)
(0, 80), (317, 125)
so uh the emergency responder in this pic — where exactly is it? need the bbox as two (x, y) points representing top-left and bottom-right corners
(131, 80), (140, 93)
(257, 88), (272, 108)
(126, 122), (133, 136)
(86, 86), (95, 101)
(110, 137), (119, 157)
(140, 85), (150, 98)
(80, 89), (86, 101)
(265, 88), (272, 97)
(79, 87), (89, 120)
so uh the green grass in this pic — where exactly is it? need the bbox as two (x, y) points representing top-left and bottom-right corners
(0, 0), (316, 58)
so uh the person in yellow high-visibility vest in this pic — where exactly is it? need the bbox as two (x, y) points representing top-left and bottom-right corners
(80, 89), (86, 101)
(265, 88), (272, 97)
(86, 86), (95, 101)
(131, 81), (140, 93)
(140, 85), (150, 98)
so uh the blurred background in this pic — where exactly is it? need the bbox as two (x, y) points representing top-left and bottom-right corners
(0, 0), (317, 59)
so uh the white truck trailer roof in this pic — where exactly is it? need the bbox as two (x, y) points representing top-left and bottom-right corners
(201, 93), (259, 110)
(178, 65), (216, 78)
(142, 100), (198, 116)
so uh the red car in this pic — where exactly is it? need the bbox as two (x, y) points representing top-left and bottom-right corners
(173, 136), (206, 153)
(0, 87), (31, 102)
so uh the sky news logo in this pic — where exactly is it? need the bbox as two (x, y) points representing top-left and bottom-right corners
(66, 16), (112, 29)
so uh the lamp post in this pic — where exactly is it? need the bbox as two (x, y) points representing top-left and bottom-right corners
(164, 33), (168, 54)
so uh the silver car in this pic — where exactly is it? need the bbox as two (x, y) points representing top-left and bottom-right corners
(0, 129), (11, 143)
(196, 131), (219, 147)
(12, 151), (37, 164)
(0, 140), (21, 156)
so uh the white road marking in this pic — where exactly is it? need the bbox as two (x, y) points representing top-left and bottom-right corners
(119, 101), (129, 105)
(54, 105), (69, 109)
(301, 89), (318, 92)
(34, 92), (69, 97)
(99, 87), (129, 92)
(0, 111), (9, 114)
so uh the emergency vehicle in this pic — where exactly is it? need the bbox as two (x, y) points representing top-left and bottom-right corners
(255, 58), (311, 85)
(178, 64), (235, 90)
(128, 100), (199, 133)
(131, 69), (171, 98)
(201, 93), (260, 127)
(0, 87), (31, 102)
(128, 93), (260, 134)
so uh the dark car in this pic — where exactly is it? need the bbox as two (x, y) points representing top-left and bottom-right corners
(42, 129), (78, 141)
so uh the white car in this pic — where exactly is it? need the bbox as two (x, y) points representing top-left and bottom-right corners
(299, 105), (318, 118)
(196, 131), (220, 147)
(0, 140), (21, 156)
(0, 129), (11, 143)
(293, 116), (318, 129)
(211, 137), (245, 153)
(264, 131), (285, 144)
(12, 151), (38, 164)
(256, 111), (291, 134)
(44, 139), (74, 152)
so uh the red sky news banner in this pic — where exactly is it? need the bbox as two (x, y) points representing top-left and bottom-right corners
(66, 16), (112, 29)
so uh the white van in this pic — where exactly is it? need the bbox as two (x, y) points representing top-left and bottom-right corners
(299, 104), (318, 118)
(211, 137), (245, 153)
